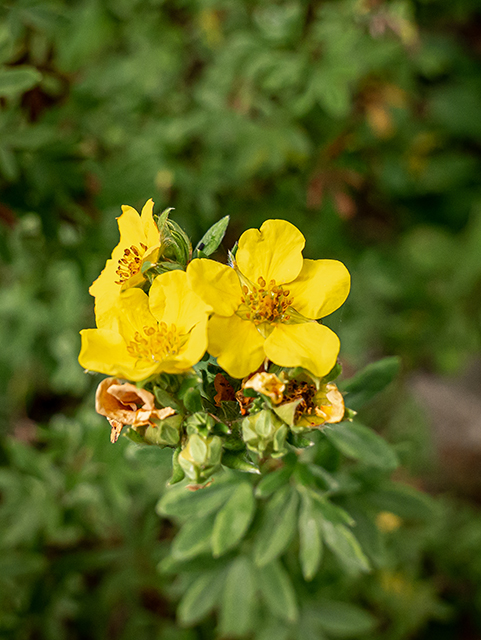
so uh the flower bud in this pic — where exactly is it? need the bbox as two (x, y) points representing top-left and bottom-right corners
(178, 433), (223, 483)
(143, 414), (183, 447)
(242, 409), (288, 457)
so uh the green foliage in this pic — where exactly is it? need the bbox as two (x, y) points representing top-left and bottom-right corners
(1, 0), (481, 637)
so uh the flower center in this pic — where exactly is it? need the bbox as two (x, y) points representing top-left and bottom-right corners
(126, 323), (181, 363)
(240, 277), (293, 325)
(115, 243), (148, 285)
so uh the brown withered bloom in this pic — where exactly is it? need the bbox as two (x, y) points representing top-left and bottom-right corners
(243, 372), (286, 405)
(95, 377), (175, 443)
(290, 381), (345, 428)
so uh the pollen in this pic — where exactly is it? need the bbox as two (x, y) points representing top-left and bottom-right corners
(126, 322), (181, 363)
(242, 277), (293, 325)
(115, 242), (148, 285)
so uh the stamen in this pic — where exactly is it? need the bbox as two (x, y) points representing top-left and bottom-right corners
(115, 243), (148, 285)
(127, 323), (181, 363)
(239, 276), (293, 325)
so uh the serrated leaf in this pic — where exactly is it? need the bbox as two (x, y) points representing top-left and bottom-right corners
(193, 215), (229, 257)
(212, 482), (255, 557)
(254, 486), (299, 567)
(324, 422), (399, 470)
(299, 493), (322, 581)
(171, 513), (216, 561)
(157, 481), (235, 519)
(0, 67), (42, 97)
(178, 569), (225, 626)
(258, 560), (298, 623)
(219, 556), (255, 636)
(340, 357), (400, 410)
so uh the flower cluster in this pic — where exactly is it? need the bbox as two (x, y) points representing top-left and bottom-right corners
(79, 200), (352, 484)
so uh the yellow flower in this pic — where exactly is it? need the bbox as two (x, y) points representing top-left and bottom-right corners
(187, 219), (350, 378)
(90, 199), (160, 330)
(79, 270), (211, 381)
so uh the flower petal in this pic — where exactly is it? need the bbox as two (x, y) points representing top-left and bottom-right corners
(149, 270), (211, 332)
(118, 204), (145, 244)
(116, 289), (157, 342)
(187, 259), (242, 316)
(79, 329), (157, 380)
(162, 319), (209, 373)
(264, 322), (340, 378)
(208, 314), (265, 378)
(289, 259), (351, 319)
(140, 198), (160, 247)
(236, 219), (305, 285)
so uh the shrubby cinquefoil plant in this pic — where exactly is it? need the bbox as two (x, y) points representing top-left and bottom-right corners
(79, 201), (351, 481)
(79, 201), (434, 636)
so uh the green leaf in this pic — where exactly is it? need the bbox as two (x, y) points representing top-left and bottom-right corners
(222, 450), (260, 474)
(309, 492), (354, 526)
(321, 520), (370, 574)
(0, 66), (42, 97)
(309, 600), (377, 637)
(256, 623), (290, 640)
(169, 447), (185, 485)
(366, 482), (438, 520)
(153, 386), (182, 413)
(212, 483), (255, 557)
(254, 486), (299, 567)
(273, 399), (302, 425)
(193, 215), (230, 257)
(258, 560), (298, 623)
(171, 513), (216, 561)
(340, 357), (401, 410)
(299, 493), (323, 581)
(178, 569), (225, 626)
(157, 481), (235, 519)
(182, 387), (203, 413)
(219, 556), (255, 636)
(324, 422), (399, 470)
(255, 466), (292, 498)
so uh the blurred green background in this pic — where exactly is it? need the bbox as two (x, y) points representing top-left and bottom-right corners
(1, 0), (481, 637)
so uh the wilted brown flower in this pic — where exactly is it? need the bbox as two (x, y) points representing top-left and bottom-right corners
(243, 372), (286, 405)
(95, 377), (175, 443)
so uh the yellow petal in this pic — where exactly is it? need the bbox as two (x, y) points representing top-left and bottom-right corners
(288, 259), (351, 319)
(236, 219), (305, 285)
(208, 314), (265, 378)
(140, 198), (160, 247)
(79, 329), (157, 380)
(118, 204), (145, 244)
(149, 270), (211, 331)
(264, 323), (340, 378)
(161, 319), (209, 373)
(116, 289), (157, 342)
(187, 259), (242, 316)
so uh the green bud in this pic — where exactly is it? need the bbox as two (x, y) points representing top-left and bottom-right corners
(184, 411), (217, 436)
(143, 414), (183, 447)
(178, 433), (223, 483)
(242, 410), (288, 458)
(155, 208), (192, 270)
